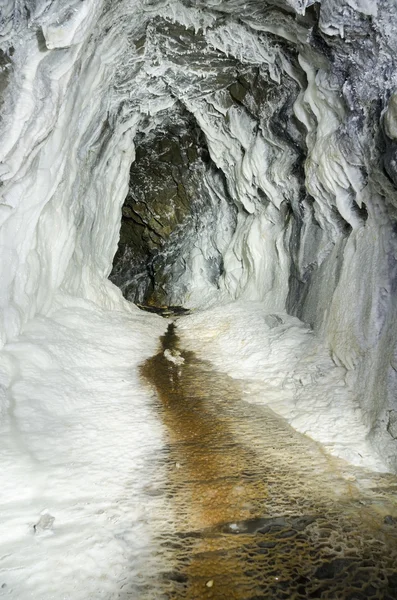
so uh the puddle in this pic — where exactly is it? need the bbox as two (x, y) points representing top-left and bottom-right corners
(139, 323), (397, 599)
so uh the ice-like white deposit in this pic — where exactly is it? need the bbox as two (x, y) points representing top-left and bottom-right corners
(177, 301), (387, 472)
(1, 0), (397, 596)
(0, 298), (167, 598)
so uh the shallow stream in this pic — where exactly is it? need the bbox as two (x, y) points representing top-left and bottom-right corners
(139, 323), (397, 599)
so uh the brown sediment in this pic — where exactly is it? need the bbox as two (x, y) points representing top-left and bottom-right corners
(139, 323), (397, 600)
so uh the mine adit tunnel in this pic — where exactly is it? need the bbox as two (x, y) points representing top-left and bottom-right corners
(1, 0), (397, 598)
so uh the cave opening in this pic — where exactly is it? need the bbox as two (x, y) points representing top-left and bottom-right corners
(109, 103), (233, 309)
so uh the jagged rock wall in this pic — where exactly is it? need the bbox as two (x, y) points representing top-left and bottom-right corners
(1, 0), (397, 468)
(110, 106), (236, 306)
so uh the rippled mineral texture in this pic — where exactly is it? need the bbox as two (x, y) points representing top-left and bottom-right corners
(1, 1), (397, 597)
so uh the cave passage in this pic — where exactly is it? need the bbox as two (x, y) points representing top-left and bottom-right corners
(109, 104), (231, 308)
(2, 0), (397, 598)
(140, 322), (397, 599)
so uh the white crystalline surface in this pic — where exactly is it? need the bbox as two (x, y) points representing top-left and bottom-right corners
(0, 0), (397, 595)
(0, 298), (167, 599)
(177, 301), (387, 472)
(164, 348), (185, 365)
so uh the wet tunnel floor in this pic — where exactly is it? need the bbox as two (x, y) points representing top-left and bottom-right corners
(139, 323), (397, 600)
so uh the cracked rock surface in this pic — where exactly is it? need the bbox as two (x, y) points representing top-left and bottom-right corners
(110, 106), (234, 305)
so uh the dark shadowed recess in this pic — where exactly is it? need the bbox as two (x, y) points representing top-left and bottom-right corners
(110, 104), (216, 306)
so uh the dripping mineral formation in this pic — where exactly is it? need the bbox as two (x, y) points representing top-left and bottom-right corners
(1, 0), (397, 598)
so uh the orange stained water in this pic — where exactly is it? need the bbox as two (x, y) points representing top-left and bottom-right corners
(139, 323), (397, 600)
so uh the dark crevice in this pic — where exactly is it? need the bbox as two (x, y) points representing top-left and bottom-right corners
(110, 102), (235, 307)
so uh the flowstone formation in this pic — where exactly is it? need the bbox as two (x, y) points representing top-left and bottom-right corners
(0, 1), (397, 470)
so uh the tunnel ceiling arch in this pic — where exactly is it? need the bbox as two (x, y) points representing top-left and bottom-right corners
(94, 0), (397, 308)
